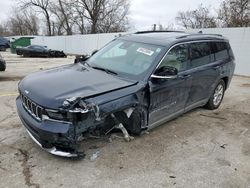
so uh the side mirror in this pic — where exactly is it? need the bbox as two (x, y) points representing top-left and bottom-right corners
(74, 54), (89, 64)
(151, 66), (178, 79)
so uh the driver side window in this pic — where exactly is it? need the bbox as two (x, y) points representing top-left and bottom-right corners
(159, 44), (189, 72)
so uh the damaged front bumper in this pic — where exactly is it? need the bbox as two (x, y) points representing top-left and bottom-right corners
(16, 97), (83, 158)
(16, 91), (143, 158)
(25, 128), (78, 157)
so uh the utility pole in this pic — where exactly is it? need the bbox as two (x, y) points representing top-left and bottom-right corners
(153, 24), (156, 31)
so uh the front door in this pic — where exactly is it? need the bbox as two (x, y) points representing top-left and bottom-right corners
(148, 44), (192, 126)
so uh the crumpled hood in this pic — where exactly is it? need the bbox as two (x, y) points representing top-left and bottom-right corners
(19, 63), (137, 109)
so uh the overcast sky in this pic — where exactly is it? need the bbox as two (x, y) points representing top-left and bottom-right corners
(0, 0), (221, 31)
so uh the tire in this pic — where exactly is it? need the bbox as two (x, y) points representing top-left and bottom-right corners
(205, 80), (225, 110)
(127, 109), (143, 135)
(23, 52), (29, 57)
(0, 61), (6, 71)
(115, 108), (144, 135)
(49, 51), (55, 57)
(0, 46), (6, 51)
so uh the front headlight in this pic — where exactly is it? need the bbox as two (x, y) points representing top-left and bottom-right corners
(45, 109), (65, 121)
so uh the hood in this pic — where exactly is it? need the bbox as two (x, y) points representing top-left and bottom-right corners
(19, 63), (137, 109)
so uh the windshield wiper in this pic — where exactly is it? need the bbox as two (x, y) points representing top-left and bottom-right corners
(91, 66), (118, 75)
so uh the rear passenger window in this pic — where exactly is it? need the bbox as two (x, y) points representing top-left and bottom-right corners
(214, 42), (229, 61)
(190, 42), (211, 68)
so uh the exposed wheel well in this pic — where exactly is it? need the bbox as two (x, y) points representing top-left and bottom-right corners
(112, 107), (147, 135)
(221, 77), (229, 90)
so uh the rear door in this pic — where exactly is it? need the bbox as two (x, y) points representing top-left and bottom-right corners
(185, 41), (220, 108)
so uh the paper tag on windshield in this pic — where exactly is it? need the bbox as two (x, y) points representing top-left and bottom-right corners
(137, 48), (154, 56)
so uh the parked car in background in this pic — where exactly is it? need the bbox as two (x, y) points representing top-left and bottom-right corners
(16, 31), (235, 158)
(16, 45), (67, 58)
(0, 53), (6, 71)
(0, 37), (10, 51)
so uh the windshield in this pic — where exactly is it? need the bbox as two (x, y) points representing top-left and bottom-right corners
(87, 40), (164, 79)
(28, 45), (46, 49)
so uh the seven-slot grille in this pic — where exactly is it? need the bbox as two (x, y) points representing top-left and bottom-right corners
(20, 92), (43, 121)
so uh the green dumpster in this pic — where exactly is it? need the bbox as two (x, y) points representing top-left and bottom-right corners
(10, 37), (34, 54)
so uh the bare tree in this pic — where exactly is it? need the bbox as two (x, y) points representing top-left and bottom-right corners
(151, 23), (174, 31)
(176, 4), (217, 29)
(13, 0), (130, 35)
(77, 0), (130, 34)
(22, 12), (39, 35)
(176, 11), (195, 29)
(74, 2), (88, 34)
(218, 0), (250, 27)
(78, 0), (102, 33)
(0, 23), (11, 36)
(98, 0), (130, 32)
(51, 20), (64, 35)
(20, 0), (52, 35)
(5, 8), (39, 36)
(50, 0), (77, 35)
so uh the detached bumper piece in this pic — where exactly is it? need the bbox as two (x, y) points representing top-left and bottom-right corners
(26, 128), (78, 158)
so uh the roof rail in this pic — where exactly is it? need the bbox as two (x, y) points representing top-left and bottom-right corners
(135, 30), (185, 34)
(176, 33), (223, 39)
(206, 34), (223, 37)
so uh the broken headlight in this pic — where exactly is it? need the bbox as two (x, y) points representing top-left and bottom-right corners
(45, 109), (67, 121)
(62, 97), (101, 121)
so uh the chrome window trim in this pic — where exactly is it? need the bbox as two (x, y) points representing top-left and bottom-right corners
(152, 39), (226, 76)
(151, 74), (177, 79)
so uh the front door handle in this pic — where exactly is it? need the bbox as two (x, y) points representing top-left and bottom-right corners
(213, 66), (220, 70)
(179, 74), (191, 79)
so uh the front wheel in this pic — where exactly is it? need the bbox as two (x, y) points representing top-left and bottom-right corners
(206, 80), (225, 110)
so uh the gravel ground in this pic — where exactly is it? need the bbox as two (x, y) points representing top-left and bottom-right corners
(0, 51), (250, 188)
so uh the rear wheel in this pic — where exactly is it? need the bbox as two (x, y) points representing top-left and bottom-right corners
(206, 80), (225, 110)
(23, 52), (29, 57)
(0, 46), (6, 51)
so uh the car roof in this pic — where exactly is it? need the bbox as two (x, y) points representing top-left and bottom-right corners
(120, 31), (228, 47)
(29, 45), (46, 48)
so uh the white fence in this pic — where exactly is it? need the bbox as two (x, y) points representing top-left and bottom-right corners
(31, 28), (250, 76)
(31, 33), (126, 55)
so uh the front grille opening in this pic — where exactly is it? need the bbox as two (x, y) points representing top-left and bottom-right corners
(20, 92), (44, 121)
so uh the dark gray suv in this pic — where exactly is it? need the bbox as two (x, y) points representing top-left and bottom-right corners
(16, 31), (235, 157)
